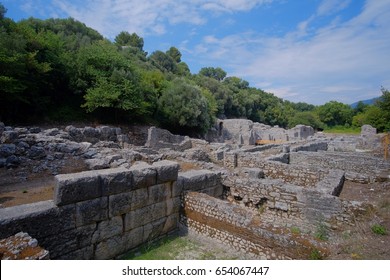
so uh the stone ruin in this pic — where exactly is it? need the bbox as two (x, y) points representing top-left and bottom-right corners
(0, 120), (389, 259)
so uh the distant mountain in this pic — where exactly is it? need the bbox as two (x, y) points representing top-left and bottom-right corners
(350, 97), (380, 108)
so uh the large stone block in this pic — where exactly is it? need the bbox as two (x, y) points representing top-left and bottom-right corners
(109, 188), (148, 217)
(40, 224), (96, 259)
(130, 162), (157, 189)
(99, 168), (133, 195)
(148, 183), (172, 205)
(59, 245), (94, 260)
(124, 202), (167, 231)
(54, 171), (101, 206)
(92, 216), (123, 244)
(76, 197), (108, 227)
(0, 201), (75, 240)
(143, 217), (167, 243)
(152, 160), (180, 183)
(166, 197), (181, 216)
(178, 170), (220, 192)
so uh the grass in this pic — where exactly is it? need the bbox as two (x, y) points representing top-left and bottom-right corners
(314, 223), (329, 241)
(323, 126), (360, 134)
(371, 224), (387, 235)
(122, 235), (196, 260)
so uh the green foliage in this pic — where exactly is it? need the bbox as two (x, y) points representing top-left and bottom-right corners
(288, 111), (325, 130)
(157, 78), (213, 133)
(314, 223), (329, 241)
(1, 2), (389, 135)
(317, 101), (354, 127)
(199, 67), (227, 81)
(115, 31), (144, 49)
(371, 224), (387, 235)
(309, 249), (323, 260)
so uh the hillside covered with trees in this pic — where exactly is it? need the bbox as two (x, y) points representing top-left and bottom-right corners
(1, 3), (389, 134)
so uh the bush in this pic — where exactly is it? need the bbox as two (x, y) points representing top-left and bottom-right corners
(371, 224), (387, 235)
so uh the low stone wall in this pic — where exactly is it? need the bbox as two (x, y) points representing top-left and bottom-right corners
(145, 127), (191, 151)
(231, 152), (328, 187)
(0, 160), (223, 259)
(222, 170), (345, 231)
(289, 151), (390, 182)
(182, 192), (328, 259)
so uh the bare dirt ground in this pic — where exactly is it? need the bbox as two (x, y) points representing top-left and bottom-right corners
(0, 157), (88, 208)
(328, 180), (390, 259)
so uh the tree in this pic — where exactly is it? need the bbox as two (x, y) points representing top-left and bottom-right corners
(148, 50), (177, 73)
(166, 47), (181, 63)
(199, 67), (226, 81)
(115, 31), (144, 50)
(317, 101), (354, 127)
(157, 78), (213, 133)
(0, 3), (6, 20)
(352, 106), (388, 131)
(288, 111), (325, 130)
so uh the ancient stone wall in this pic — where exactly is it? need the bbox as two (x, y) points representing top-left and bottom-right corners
(232, 152), (329, 187)
(222, 170), (345, 231)
(181, 192), (328, 259)
(145, 127), (192, 151)
(289, 151), (390, 182)
(0, 161), (223, 259)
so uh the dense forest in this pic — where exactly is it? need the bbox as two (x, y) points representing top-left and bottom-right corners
(1, 3), (389, 134)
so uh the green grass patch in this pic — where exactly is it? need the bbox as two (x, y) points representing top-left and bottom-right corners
(323, 126), (360, 134)
(122, 235), (196, 260)
(371, 224), (387, 235)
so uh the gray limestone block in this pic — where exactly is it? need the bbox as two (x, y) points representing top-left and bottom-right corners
(152, 160), (180, 183)
(99, 167), (133, 196)
(162, 214), (179, 234)
(178, 169), (220, 192)
(124, 201), (167, 231)
(0, 200), (76, 240)
(58, 245), (94, 260)
(143, 217), (167, 243)
(94, 227), (143, 259)
(171, 181), (182, 198)
(130, 162), (157, 189)
(148, 183), (172, 205)
(75, 197), (108, 227)
(92, 216), (123, 244)
(166, 197), (181, 216)
(42, 224), (96, 259)
(54, 170), (101, 206)
(108, 188), (148, 217)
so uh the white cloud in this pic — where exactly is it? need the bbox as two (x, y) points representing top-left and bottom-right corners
(48, 0), (273, 38)
(195, 0), (390, 104)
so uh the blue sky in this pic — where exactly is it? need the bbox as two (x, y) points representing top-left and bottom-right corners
(2, 0), (390, 105)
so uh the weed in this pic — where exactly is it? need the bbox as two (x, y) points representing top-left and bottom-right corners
(290, 226), (301, 235)
(22, 190), (28, 194)
(309, 249), (323, 260)
(371, 224), (387, 235)
(314, 223), (329, 241)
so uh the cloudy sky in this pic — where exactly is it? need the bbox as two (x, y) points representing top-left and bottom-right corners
(3, 0), (390, 105)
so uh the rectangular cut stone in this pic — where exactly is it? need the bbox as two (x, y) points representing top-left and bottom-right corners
(148, 183), (171, 205)
(152, 160), (180, 183)
(41, 224), (96, 259)
(0, 201), (75, 240)
(99, 168), (133, 195)
(162, 214), (179, 234)
(130, 163), (157, 189)
(178, 170), (220, 192)
(124, 201), (167, 231)
(76, 197), (108, 226)
(109, 192), (132, 217)
(109, 188), (148, 217)
(92, 216), (123, 243)
(166, 197), (181, 216)
(54, 170), (101, 206)
(143, 217), (167, 243)
(171, 181), (182, 198)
